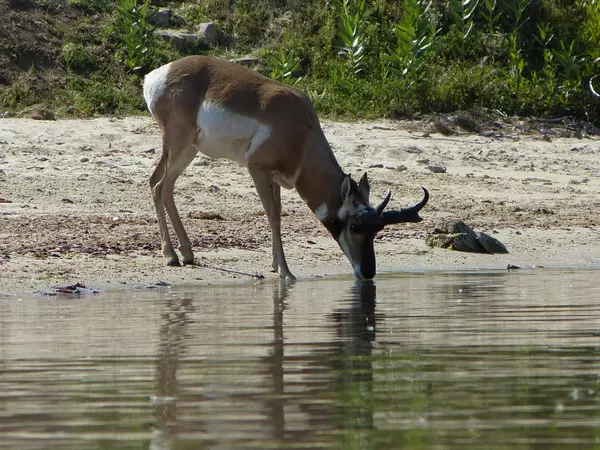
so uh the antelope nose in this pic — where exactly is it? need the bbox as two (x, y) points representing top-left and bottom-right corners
(360, 265), (376, 280)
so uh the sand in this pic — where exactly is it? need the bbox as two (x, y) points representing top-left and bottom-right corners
(0, 116), (598, 296)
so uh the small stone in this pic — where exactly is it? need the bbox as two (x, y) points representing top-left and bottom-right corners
(149, 8), (172, 27)
(197, 22), (219, 45)
(427, 165), (447, 173)
(426, 220), (509, 254)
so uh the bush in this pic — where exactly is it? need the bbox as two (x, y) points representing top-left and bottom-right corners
(68, 0), (114, 13)
(62, 42), (97, 71)
(113, 0), (159, 73)
(3, 0), (599, 124)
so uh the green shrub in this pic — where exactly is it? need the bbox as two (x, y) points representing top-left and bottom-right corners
(68, 0), (114, 12)
(57, 73), (144, 116)
(383, 0), (437, 82)
(5, 0), (600, 124)
(0, 82), (35, 109)
(61, 42), (97, 71)
(264, 48), (302, 84)
(114, 0), (158, 73)
(332, 0), (370, 75)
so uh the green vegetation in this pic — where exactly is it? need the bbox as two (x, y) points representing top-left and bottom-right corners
(0, 0), (599, 124)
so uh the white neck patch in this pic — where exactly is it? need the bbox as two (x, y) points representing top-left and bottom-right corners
(337, 206), (348, 221)
(315, 203), (329, 221)
(338, 231), (361, 277)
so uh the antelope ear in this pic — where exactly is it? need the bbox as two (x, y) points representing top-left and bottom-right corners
(358, 172), (370, 201)
(341, 175), (353, 201)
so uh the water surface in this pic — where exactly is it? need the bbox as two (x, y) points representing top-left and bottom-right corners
(1, 269), (600, 449)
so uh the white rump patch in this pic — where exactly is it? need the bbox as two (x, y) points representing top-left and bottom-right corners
(196, 103), (272, 165)
(315, 203), (329, 221)
(143, 62), (172, 114)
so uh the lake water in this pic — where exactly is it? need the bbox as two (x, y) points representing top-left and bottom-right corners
(1, 269), (600, 449)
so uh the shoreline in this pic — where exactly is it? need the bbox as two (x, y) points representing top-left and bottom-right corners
(1, 117), (599, 296)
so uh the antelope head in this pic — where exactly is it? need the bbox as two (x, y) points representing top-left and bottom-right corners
(329, 173), (429, 279)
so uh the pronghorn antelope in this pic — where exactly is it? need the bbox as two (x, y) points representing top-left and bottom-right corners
(143, 55), (428, 280)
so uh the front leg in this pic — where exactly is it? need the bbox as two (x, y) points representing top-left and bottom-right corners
(271, 181), (281, 272)
(248, 165), (296, 280)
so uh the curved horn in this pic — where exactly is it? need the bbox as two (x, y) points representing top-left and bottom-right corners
(381, 187), (429, 225)
(376, 189), (392, 215)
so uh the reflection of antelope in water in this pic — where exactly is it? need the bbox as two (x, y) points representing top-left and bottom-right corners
(265, 280), (379, 438)
(143, 55), (428, 280)
(149, 280), (379, 446)
(329, 281), (378, 430)
(264, 280), (288, 441)
(152, 296), (195, 448)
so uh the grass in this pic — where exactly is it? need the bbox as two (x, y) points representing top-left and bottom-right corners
(0, 0), (598, 125)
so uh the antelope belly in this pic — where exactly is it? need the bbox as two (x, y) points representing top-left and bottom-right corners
(196, 103), (272, 166)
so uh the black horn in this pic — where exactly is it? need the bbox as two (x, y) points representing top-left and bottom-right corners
(376, 189), (392, 215)
(381, 187), (429, 225)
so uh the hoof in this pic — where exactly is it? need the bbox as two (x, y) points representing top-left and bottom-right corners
(279, 272), (297, 281)
(166, 258), (181, 267)
(182, 259), (196, 266)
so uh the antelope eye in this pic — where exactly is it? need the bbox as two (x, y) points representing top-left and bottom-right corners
(350, 224), (361, 233)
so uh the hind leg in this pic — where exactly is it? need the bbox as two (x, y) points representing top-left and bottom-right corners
(150, 152), (179, 266)
(151, 127), (198, 266)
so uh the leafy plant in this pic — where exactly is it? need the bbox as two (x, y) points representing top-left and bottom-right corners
(504, 0), (531, 78)
(552, 40), (584, 79)
(114, 0), (158, 73)
(68, 0), (114, 12)
(480, 0), (501, 33)
(0, 82), (35, 109)
(382, 0), (436, 82)
(449, 0), (479, 58)
(503, 0), (531, 32)
(62, 42), (96, 71)
(535, 23), (555, 85)
(578, 0), (600, 62)
(265, 48), (302, 84)
(332, 0), (370, 74)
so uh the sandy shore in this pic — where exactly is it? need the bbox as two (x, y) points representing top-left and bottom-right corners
(1, 116), (599, 296)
